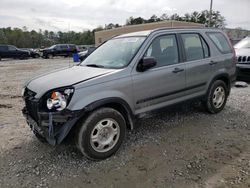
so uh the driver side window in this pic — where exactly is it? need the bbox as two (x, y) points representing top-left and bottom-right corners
(144, 34), (179, 68)
(8, 46), (16, 51)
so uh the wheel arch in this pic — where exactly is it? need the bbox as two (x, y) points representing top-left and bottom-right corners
(208, 73), (231, 95)
(83, 97), (135, 130)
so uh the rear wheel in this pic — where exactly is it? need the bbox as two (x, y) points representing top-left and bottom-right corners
(75, 108), (126, 160)
(205, 80), (228, 113)
(0, 56), (1, 61)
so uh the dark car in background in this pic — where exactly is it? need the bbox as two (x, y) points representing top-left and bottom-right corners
(78, 46), (96, 61)
(22, 48), (40, 58)
(234, 36), (250, 82)
(0, 45), (30, 61)
(41, 44), (77, 59)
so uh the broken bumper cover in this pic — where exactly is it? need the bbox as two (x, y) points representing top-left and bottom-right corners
(22, 107), (83, 145)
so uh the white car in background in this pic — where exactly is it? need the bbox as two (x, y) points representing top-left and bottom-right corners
(234, 36), (250, 82)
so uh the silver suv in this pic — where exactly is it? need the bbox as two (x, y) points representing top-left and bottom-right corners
(22, 28), (236, 160)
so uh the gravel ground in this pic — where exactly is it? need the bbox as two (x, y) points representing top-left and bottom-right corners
(0, 58), (250, 188)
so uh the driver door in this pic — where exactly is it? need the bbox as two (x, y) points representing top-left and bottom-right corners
(132, 34), (186, 114)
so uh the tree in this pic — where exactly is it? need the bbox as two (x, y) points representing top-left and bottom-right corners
(126, 16), (145, 25)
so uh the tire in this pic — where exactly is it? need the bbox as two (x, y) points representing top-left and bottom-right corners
(47, 54), (53, 59)
(0, 56), (1, 61)
(33, 131), (47, 143)
(33, 54), (40, 58)
(205, 80), (228, 114)
(19, 55), (27, 60)
(75, 108), (126, 160)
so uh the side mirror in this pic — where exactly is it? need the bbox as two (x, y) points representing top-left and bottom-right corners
(137, 57), (157, 72)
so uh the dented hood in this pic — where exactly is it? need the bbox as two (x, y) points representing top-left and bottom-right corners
(26, 65), (114, 97)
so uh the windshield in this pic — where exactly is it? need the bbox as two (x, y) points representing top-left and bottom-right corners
(81, 37), (146, 68)
(234, 37), (250, 49)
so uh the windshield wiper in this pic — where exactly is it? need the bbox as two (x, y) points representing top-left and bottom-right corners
(85, 64), (105, 68)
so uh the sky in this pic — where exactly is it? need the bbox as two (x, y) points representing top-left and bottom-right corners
(0, 0), (249, 32)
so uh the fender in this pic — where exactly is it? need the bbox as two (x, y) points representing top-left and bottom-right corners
(84, 97), (135, 130)
(207, 73), (231, 96)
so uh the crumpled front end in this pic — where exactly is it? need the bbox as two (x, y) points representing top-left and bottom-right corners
(22, 88), (82, 145)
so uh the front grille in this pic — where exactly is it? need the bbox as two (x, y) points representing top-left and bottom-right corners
(237, 56), (250, 63)
(23, 88), (39, 121)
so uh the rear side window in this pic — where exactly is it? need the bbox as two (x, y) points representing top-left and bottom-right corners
(0, 46), (8, 51)
(69, 44), (76, 49)
(60, 45), (68, 49)
(181, 33), (209, 61)
(207, 32), (232, 54)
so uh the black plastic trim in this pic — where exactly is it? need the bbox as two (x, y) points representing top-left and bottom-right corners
(136, 82), (206, 104)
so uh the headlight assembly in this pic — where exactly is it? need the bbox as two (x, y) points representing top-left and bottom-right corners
(46, 88), (74, 111)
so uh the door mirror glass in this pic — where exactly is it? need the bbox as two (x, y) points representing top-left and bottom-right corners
(137, 57), (157, 72)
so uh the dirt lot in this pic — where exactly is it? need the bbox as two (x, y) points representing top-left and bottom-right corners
(0, 58), (250, 188)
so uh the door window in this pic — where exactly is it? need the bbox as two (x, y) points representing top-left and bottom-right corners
(60, 45), (68, 49)
(144, 35), (179, 67)
(8, 46), (16, 51)
(0, 46), (8, 51)
(181, 33), (208, 61)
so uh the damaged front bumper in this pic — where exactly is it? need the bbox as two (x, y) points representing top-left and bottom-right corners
(22, 107), (83, 145)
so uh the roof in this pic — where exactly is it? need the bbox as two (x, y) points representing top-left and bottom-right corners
(115, 30), (152, 38)
(114, 27), (220, 38)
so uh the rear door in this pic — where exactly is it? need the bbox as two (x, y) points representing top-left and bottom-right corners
(0, 45), (9, 58)
(132, 34), (186, 114)
(206, 32), (235, 78)
(7, 45), (18, 58)
(180, 33), (212, 96)
(60, 44), (69, 56)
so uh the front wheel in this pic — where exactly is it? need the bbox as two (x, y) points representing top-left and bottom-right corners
(205, 80), (228, 114)
(75, 108), (126, 160)
(47, 54), (53, 59)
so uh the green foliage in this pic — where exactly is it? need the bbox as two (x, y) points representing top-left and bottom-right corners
(0, 27), (95, 48)
(126, 10), (226, 28)
(0, 10), (225, 48)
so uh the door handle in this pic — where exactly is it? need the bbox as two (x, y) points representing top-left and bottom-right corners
(209, 60), (218, 65)
(172, 67), (184, 73)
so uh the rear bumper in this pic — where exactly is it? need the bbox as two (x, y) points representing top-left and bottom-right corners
(236, 64), (250, 82)
(22, 107), (83, 145)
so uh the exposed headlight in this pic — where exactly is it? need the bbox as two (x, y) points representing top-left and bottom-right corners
(46, 88), (74, 111)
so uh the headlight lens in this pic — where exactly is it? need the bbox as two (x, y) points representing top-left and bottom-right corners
(46, 88), (74, 111)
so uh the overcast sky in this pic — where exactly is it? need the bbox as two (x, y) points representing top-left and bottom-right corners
(0, 0), (249, 32)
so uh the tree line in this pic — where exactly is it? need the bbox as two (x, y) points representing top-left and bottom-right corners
(0, 10), (225, 48)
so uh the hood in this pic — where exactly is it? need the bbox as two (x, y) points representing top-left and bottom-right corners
(235, 48), (250, 56)
(18, 49), (29, 53)
(41, 48), (52, 52)
(26, 65), (115, 97)
(78, 51), (88, 56)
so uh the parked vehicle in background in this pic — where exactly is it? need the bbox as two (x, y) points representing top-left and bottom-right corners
(0, 45), (30, 61)
(22, 28), (236, 160)
(78, 46), (96, 61)
(77, 45), (94, 52)
(21, 48), (40, 58)
(234, 36), (250, 82)
(41, 44), (77, 59)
